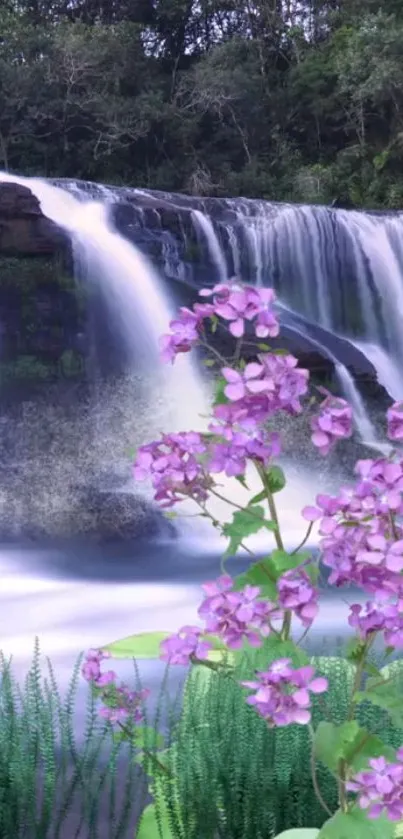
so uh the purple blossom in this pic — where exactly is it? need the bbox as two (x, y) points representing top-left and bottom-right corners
(197, 575), (280, 649)
(347, 750), (403, 821)
(240, 659), (328, 726)
(302, 457), (403, 598)
(133, 432), (211, 507)
(159, 307), (202, 363)
(159, 625), (212, 665)
(277, 569), (319, 627)
(387, 402), (403, 442)
(82, 649), (115, 685)
(311, 394), (353, 455)
(207, 425), (281, 478)
(215, 354), (309, 430)
(349, 600), (403, 648)
(82, 650), (150, 726)
(199, 282), (279, 339)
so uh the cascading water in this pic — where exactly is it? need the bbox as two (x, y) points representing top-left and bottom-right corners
(223, 203), (403, 401)
(192, 209), (228, 282)
(0, 172), (208, 438)
(190, 203), (377, 444)
(0, 172), (325, 550)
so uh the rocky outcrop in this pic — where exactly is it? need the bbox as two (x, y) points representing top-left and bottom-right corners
(0, 182), (68, 254)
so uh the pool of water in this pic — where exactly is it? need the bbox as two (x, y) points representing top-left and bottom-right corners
(0, 537), (366, 743)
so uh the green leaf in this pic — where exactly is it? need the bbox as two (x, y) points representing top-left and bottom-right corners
(203, 358), (216, 367)
(136, 800), (178, 839)
(210, 314), (218, 333)
(313, 721), (361, 773)
(131, 725), (165, 752)
(273, 831), (319, 839)
(347, 734), (396, 773)
(257, 343), (271, 351)
(313, 721), (395, 774)
(355, 676), (403, 727)
(222, 505), (269, 556)
(103, 631), (171, 659)
(268, 549), (311, 579)
(247, 489), (267, 505)
(235, 474), (249, 489)
(238, 635), (309, 673)
(232, 562), (278, 601)
(363, 661), (383, 678)
(213, 376), (228, 406)
(345, 637), (367, 664)
(319, 806), (395, 839)
(265, 465), (286, 493)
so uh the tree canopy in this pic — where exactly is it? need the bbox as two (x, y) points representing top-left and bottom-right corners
(1, 0), (403, 207)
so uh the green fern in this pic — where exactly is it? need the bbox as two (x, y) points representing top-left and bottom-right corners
(0, 640), (146, 838)
(153, 642), (403, 839)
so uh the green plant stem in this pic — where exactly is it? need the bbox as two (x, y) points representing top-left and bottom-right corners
(117, 722), (172, 777)
(389, 510), (398, 541)
(337, 634), (377, 813)
(337, 769), (348, 813)
(254, 464), (284, 551)
(209, 486), (274, 531)
(308, 724), (333, 817)
(197, 501), (256, 563)
(291, 522), (314, 554)
(199, 333), (228, 366)
(253, 464), (295, 640)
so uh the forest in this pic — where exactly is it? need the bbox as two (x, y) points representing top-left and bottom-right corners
(1, 0), (403, 207)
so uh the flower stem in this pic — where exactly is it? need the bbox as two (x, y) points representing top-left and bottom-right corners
(291, 522), (314, 555)
(308, 724), (333, 817)
(116, 722), (172, 777)
(254, 463), (284, 551)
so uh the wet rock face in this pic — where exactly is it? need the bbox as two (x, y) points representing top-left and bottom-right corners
(0, 182), (68, 255)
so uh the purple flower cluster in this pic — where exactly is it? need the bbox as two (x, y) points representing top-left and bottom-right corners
(86, 285), (403, 829)
(134, 431), (211, 507)
(160, 625), (212, 665)
(159, 570), (320, 666)
(199, 282), (280, 339)
(197, 574), (279, 649)
(303, 456), (403, 599)
(207, 424), (281, 477)
(159, 282), (279, 363)
(82, 649), (150, 725)
(240, 658), (328, 726)
(220, 354), (310, 421)
(348, 600), (403, 648)
(347, 750), (403, 821)
(277, 569), (319, 627)
(310, 391), (353, 456)
(387, 401), (403, 441)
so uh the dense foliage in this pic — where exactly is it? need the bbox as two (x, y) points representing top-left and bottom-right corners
(1, 0), (403, 207)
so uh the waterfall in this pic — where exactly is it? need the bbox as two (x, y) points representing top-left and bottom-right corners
(191, 206), (377, 443)
(192, 210), (228, 282)
(0, 172), (208, 437)
(226, 203), (403, 403)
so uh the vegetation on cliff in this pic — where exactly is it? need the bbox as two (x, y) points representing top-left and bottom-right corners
(1, 0), (403, 207)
